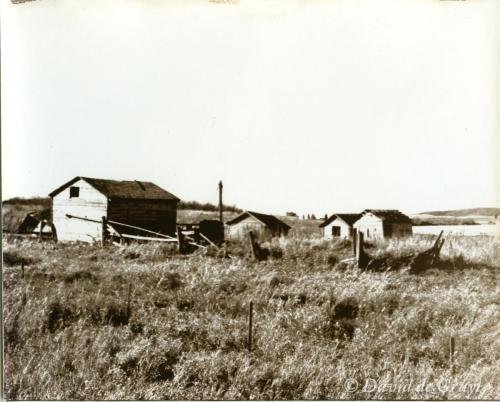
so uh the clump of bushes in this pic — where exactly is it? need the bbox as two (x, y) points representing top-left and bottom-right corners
(64, 270), (95, 283)
(3, 251), (36, 267)
(269, 246), (283, 259)
(105, 304), (130, 326)
(124, 250), (141, 260)
(157, 271), (183, 290)
(46, 301), (75, 332)
(322, 296), (359, 340)
(326, 254), (338, 267)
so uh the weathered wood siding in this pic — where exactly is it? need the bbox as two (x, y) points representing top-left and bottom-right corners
(385, 222), (413, 237)
(226, 216), (266, 240)
(107, 199), (177, 236)
(52, 179), (107, 242)
(354, 213), (412, 240)
(323, 218), (352, 240)
(353, 213), (384, 240)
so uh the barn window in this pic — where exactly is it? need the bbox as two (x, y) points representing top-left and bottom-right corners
(69, 186), (80, 198)
(332, 226), (341, 237)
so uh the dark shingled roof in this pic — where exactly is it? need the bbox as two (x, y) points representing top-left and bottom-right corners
(319, 213), (362, 228)
(226, 211), (291, 230)
(49, 176), (180, 201)
(362, 209), (412, 224)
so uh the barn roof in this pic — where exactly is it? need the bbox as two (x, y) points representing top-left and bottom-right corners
(361, 209), (412, 224)
(319, 213), (361, 228)
(226, 211), (291, 230)
(49, 176), (180, 201)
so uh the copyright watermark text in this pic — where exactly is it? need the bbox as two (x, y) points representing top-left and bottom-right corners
(343, 377), (495, 398)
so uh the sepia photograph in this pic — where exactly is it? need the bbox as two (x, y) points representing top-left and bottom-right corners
(2, 0), (499, 400)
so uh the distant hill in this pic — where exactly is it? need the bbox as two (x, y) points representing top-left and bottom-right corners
(2, 197), (51, 208)
(419, 208), (500, 217)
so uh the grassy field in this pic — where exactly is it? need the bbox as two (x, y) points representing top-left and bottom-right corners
(2, 232), (499, 400)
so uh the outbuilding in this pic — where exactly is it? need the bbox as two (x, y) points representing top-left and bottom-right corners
(353, 209), (413, 240)
(49, 176), (179, 242)
(319, 213), (361, 240)
(225, 211), (291, 240)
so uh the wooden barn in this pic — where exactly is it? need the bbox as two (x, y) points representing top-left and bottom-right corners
(319, 213), (361, 240)
(49, 176), (179, 242)
(353, 209), (413, 240)
(225, 211), (291, 240)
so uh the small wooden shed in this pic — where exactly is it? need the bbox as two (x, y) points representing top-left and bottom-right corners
(225, 211), (291, 240)
(319, 213), (361, 240)
(353, 209), (413, 240)
(49, 176), (179, 242)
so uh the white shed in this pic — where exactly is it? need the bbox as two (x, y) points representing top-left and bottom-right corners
(353, 209), (412, 241)
(319, 213), (361, 240)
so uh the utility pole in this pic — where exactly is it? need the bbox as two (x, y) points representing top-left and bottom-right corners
(218, 180), (223, 223)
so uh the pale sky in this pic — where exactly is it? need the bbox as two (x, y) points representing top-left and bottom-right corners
(2, 0), (499, 216)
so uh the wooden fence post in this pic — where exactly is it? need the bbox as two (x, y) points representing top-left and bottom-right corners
(176, 227), (185, 253)
(449, 336), (455, 374)
(51, 223), (58, 243)
(356, 231), (364, 263)
(101, 216), (107, 247)
(352, 229), (357, 257)
(248, 301), (253, 352)
(249, 231), (258, 260)
(39, 221), (45, 241)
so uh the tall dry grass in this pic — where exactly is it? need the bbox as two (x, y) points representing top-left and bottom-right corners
(2, 234), (499, 399)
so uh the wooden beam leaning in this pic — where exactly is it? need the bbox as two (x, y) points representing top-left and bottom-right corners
(200, 233), (219, 248)
(107, 219), (177, 240)
(410, 231), (445, 273)
(120, 233), (177, 242)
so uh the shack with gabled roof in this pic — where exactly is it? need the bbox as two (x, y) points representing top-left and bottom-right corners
(319, 213), (361, 240)
(49, 176), (179, 242)
(353, 209), (412, 240)
(225, 211), (291, 240)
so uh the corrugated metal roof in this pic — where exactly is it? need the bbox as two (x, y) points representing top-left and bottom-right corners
(49, 176), (180, 201)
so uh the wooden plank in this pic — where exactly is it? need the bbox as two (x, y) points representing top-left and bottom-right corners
(200, 233), (218, 248)
(107, 219), (176, 240)
(120, 233), (177, 242)
(66, 214), (101, 223)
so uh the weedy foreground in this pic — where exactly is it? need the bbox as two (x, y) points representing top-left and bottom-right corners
(3, 234), (499, 399)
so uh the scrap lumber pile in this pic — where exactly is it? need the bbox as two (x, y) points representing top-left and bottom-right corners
(351, 230), (446, 273)
(409, 230), (445, 273)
